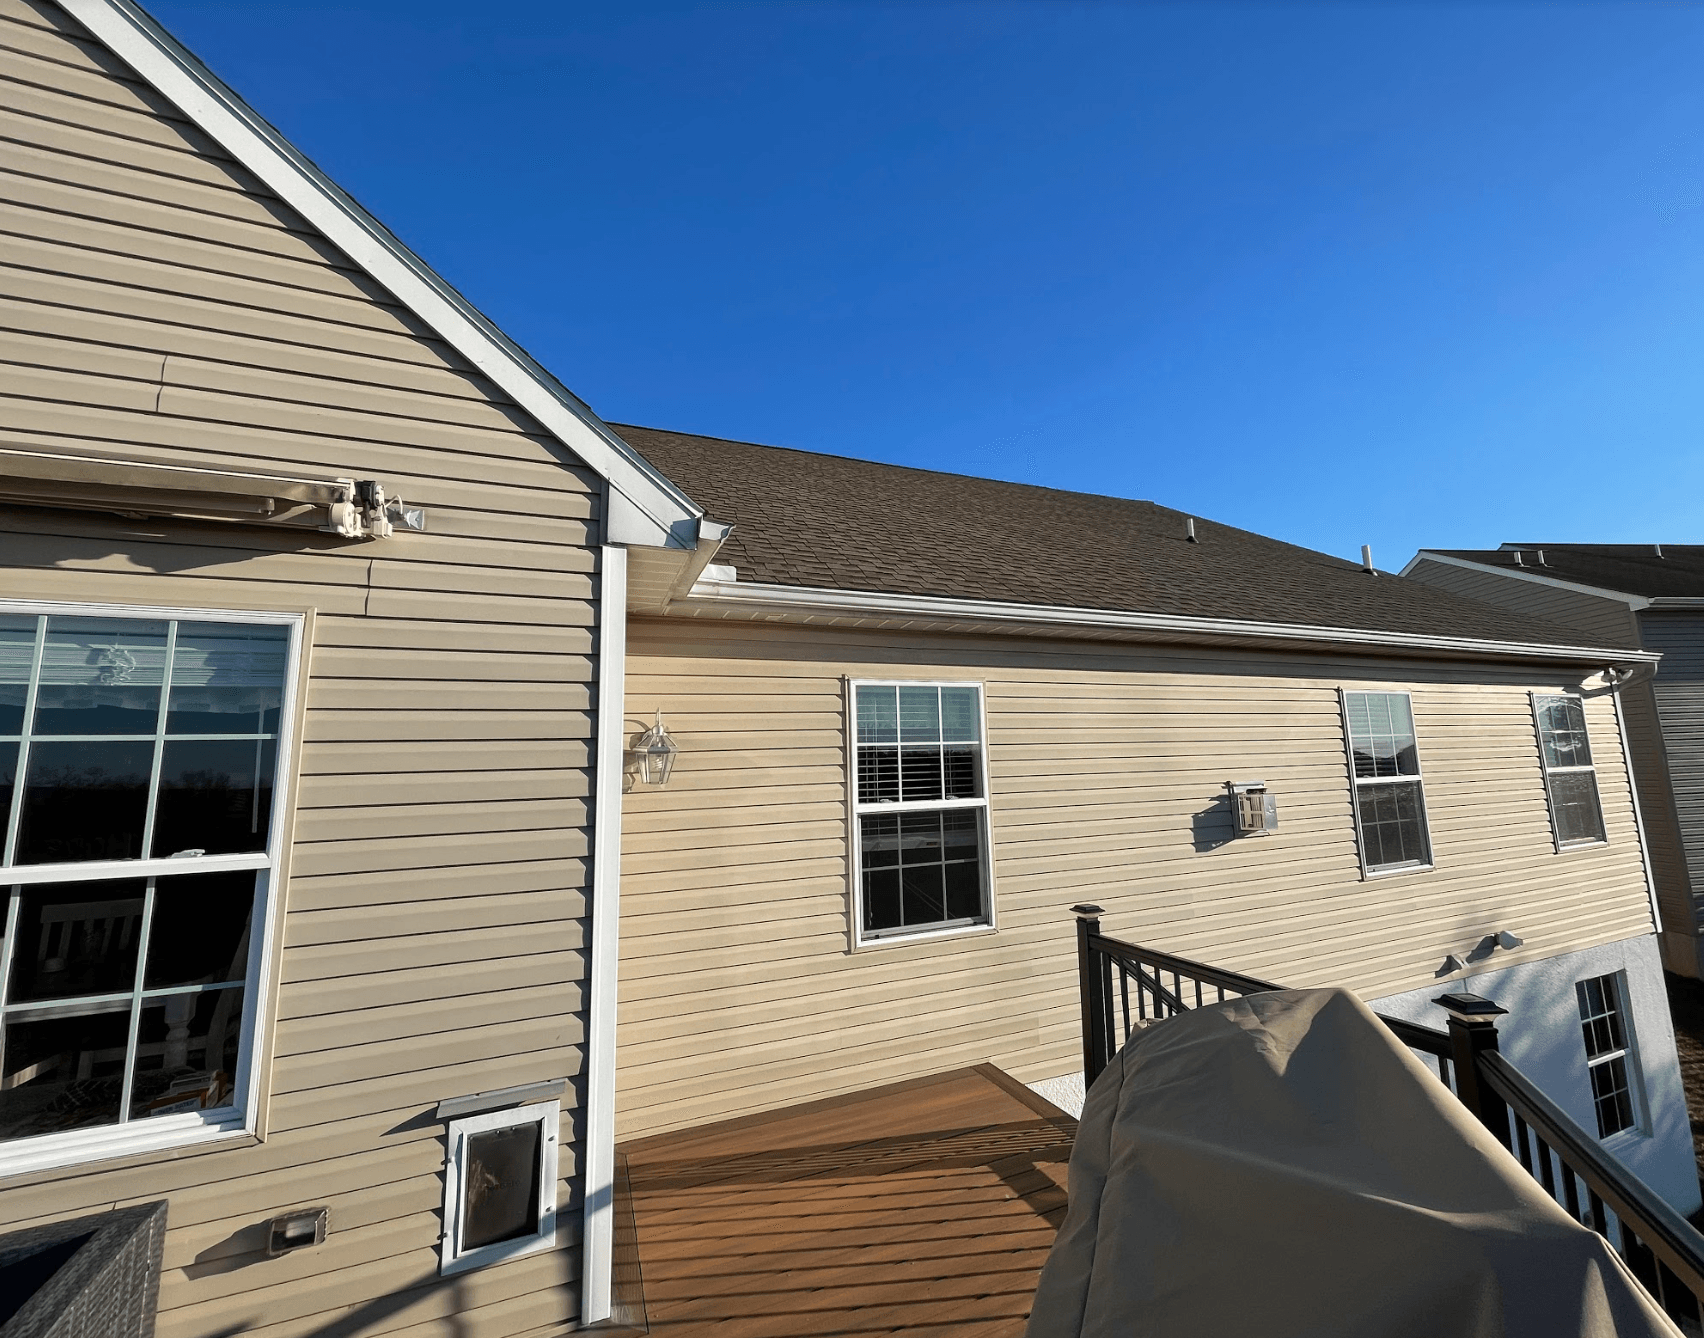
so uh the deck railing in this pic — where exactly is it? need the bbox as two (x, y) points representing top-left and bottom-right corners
(1072, 904), (1704, 1334)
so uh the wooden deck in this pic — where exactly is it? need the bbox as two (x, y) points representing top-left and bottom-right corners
(617, 1064), (1076, 1337)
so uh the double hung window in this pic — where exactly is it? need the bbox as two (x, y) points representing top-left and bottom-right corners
(850, 682), (991, 941)
(1576, 973), (1638, 1138)
(1341, 691), (1433, 874)
(0, 606), (297, 1165)
(1532, 695), (1606, 848)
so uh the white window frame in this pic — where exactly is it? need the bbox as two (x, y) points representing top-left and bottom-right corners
(440, 1100), (560, 1276)
(0, 598), (304, 1177)
(1531, 693), (1608, 853)
(1338, 688), (1435, 878)
(845, 679), (996, 949)
(1575, 972), (1644, 1143)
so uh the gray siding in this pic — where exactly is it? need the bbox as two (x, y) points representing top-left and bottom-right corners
(1640, 612), (1704, 948)
(1403, 558), (1639, 648)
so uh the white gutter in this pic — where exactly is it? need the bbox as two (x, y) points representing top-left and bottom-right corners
(682, 578), (1663, 666)
(60, 0), (704, 549)
(581, 545), (628, 1325)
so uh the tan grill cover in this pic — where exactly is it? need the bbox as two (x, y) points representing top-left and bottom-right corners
(1026, 987), (1679, 1338)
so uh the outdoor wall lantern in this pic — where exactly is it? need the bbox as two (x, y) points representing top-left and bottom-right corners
(632, 710), (680, 787)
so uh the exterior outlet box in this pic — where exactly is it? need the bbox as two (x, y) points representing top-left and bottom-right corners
(266, 1207), (328, 1256)
(1227, 781), (1277, 835)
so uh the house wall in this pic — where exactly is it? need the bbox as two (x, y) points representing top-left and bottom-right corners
(1640, 612), (1704, 972)
(1371, 934), (1698, 1214)
(1401, 558), (1640, 647)
(1405, 558), (1699, 975)
(0, 4), (600, 1335)
(616, 615), (1658, 1141)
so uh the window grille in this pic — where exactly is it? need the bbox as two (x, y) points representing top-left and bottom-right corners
(1576, 973), (1638, 1138)
(1340, 690), (1433, 874)
(849, 682), (991, 941)
(1532, 695), (1607, 848)
(0, 607), (298, 1164)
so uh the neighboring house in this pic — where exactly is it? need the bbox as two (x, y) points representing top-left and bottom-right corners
(1405, 545), (1704, 981)
(0, 0), (722, 1333)
(609, 426), (1702, 1216)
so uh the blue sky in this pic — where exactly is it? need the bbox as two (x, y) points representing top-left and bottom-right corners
(150, 1), (1704, 567)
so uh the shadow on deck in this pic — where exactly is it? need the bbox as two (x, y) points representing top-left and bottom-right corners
(618, 1064), (1076, 1337)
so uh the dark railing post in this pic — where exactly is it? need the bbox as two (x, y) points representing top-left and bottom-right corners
(1074, 904), (1108, 1088)
(1436, 991), (1511, 1148)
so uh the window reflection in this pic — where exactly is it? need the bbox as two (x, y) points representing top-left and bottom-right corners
(129, 988), (243, 1119)
(0, 616), (32, 736)
(145, 872), (254, 990)
(165, 624), (288, 735)
(7, 880), (146, 1003)
(0, 1008), (130, 1140)
(32, 619), (168, 736)
(151, 739), (275, 857)
(15, 741), (153, 865)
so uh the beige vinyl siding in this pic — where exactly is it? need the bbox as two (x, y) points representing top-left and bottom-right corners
(0, 4), (597, 1335)
(1403, 557), (1640, 648)
(1639, 612), (1704, 932)
(616, 616), (1656, 1139)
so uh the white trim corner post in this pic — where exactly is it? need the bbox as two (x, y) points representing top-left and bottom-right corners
(581, 544), (628, 1325)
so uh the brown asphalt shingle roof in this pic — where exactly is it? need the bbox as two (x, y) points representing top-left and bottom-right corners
(614, 424), (1640, 651)
(1428, 546), (1704, 600)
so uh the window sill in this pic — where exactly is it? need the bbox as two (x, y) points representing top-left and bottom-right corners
(1363, 862), (1436, 880)
(853, 921), (997, 953)
(1555, 839), (1610, 855)
(0, 1109), (249, 1181)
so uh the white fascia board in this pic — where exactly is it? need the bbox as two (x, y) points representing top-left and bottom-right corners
(683, 578), (1663, 666)
(1401, 551), (1649, 608)
(59, 0), (703, 549)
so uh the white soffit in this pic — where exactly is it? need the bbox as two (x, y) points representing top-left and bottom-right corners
(57, 0), (704, 550)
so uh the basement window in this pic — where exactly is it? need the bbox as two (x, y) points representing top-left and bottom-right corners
(440, 1100), (560, 1275)
(1576, 973), (1639, 1139)
(1532, 695), (1607, 849)
(849, 682), (993, 943)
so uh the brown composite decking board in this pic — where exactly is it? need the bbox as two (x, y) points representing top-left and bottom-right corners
(620, 1066), (1073, 1337)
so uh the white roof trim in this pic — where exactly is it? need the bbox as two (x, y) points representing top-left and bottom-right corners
(1401, 551), (1651, 608)
(680, 577), (1661, 666)
(56, 0), (703, 548)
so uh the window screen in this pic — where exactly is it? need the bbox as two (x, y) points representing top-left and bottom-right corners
(1533, 695), (1607, 848)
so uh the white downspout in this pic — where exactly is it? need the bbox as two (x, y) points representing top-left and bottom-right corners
(581, 542), (628, 1324)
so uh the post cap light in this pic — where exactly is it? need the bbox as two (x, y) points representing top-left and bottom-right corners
(633, 709), (679, 787)
(1433, 991), (1508, 1021)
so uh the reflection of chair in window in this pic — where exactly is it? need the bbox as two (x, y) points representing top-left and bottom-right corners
(36, 898), (143, 982)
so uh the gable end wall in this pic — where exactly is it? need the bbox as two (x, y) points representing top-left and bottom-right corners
(0, 4), (601, 1334)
